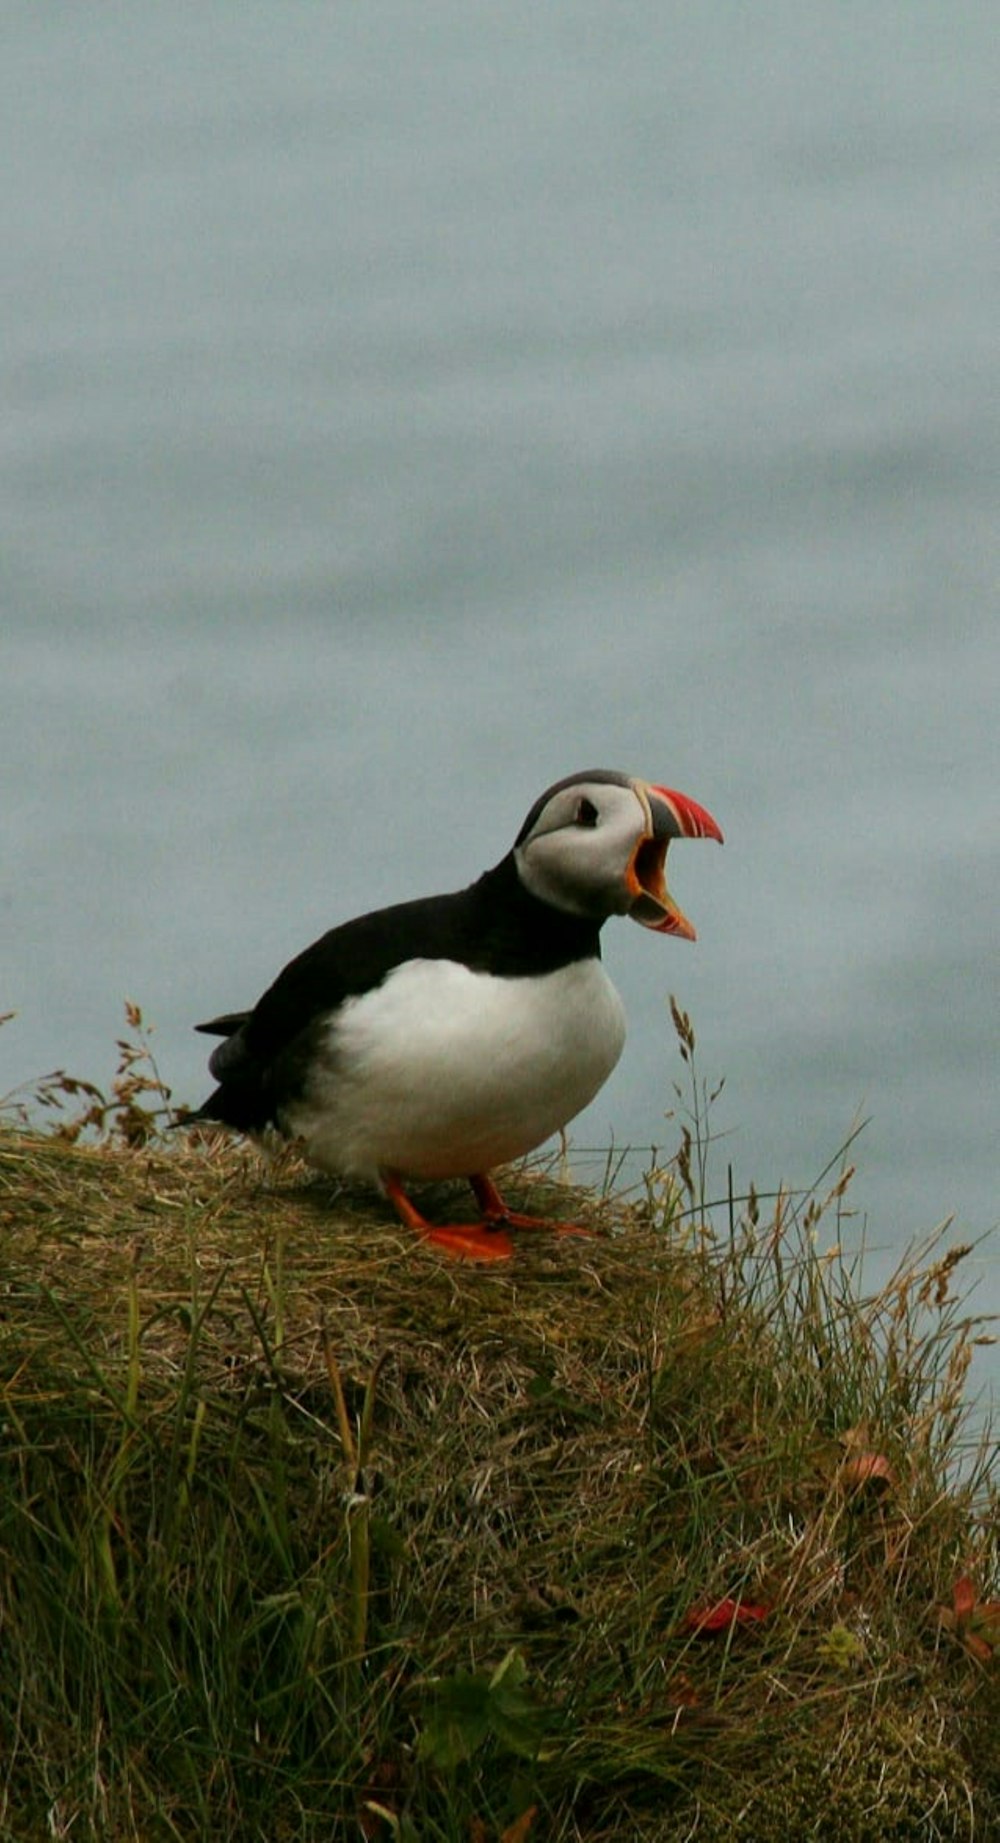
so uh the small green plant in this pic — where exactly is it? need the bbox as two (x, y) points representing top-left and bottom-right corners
(416, 1648), (552, 1772)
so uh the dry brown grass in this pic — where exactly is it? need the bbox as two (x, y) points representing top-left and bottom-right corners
(1, 1012), (998, 1840)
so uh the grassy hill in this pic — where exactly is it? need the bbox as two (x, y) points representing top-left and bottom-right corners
(0, 1012), (997, 1840)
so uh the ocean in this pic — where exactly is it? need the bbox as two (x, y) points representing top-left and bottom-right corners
(3, 4), (996, 1331)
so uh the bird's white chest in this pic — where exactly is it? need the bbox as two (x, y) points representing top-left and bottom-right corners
(281, 955), (627, 1181)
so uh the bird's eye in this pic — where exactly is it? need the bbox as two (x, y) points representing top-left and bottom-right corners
(575, 797), (599, 828)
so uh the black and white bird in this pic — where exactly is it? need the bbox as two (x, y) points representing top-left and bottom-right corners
(192, 769), (722, 1260)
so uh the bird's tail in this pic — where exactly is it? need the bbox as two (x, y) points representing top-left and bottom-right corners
(194, 1011), (250, 1038)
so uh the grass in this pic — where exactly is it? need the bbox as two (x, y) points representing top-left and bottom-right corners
(0, 1005), (998, 1840)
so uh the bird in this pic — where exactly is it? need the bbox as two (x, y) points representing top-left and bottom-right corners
(190, 769), (722, 1261)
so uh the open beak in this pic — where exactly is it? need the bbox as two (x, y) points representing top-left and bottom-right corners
(625, 781), (723, 940)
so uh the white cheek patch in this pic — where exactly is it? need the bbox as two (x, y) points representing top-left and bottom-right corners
(515, 797), (643, 918)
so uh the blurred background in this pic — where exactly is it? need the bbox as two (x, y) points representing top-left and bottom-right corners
(3, 6), (996, 1317)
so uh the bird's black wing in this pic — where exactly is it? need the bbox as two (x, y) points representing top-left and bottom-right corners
(192, 885), (480, 1129)
(192, 853), (601, 1132)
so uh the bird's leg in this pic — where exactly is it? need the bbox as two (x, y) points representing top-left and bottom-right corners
(469, 1172), (593, 1238)
(381, 1170), (514, 1263)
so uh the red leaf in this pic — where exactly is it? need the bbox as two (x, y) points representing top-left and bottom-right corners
(838, 1451), (896, 1493)
(683, 1597), (770, 1634)
(953, 1576), (977, 1621)
(501, 1809), (538, 1843)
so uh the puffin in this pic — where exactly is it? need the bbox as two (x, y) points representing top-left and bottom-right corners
(191, 769), (722, 1261)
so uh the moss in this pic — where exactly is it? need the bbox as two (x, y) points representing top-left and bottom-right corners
(685, 1708), (990, 1841)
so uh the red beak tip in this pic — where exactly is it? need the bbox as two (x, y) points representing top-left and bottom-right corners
(651, 915), (697, 942)
(649, 784), (723, 845)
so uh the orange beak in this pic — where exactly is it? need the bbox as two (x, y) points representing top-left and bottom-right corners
(625, 782), (723, 940)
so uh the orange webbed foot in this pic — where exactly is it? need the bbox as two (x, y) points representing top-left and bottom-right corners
(382, 1170), (514, 1262)
(421, 1222), (515, 1263)
(469, 1174), (595, 1240)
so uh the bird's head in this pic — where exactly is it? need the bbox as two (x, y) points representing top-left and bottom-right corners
(513, 769), (723, 938)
